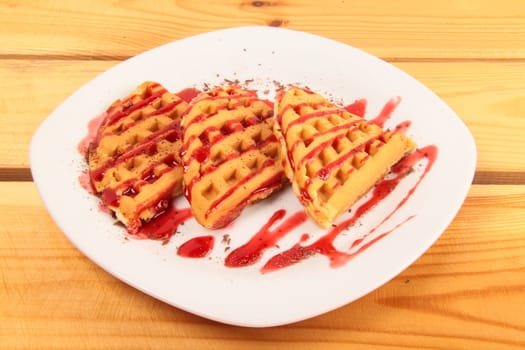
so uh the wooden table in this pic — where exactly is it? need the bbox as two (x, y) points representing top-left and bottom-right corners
(2, 1), (524, 349)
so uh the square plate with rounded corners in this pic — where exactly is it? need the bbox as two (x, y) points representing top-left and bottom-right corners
(30, 26), (476, 327)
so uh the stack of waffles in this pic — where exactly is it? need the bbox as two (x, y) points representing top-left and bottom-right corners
(87, 82), (415, 233)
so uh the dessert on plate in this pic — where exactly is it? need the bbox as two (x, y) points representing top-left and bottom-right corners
(181, 86), (287, 229)
(274, 87), (416, 228)
(87, 81), (188, 234)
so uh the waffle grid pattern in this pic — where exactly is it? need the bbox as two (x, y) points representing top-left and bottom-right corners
(88, 82), (187, 232)
(181, 86), (285, 229)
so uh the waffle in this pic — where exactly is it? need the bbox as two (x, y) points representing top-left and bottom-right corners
(181, 86), (287, 229)
(87, 81), (189, 234)
(274, 87), (416, 228)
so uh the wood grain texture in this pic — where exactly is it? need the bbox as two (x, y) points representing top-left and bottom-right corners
(3, 1), (525, 348)
(1, 182), (524, 349)
(2, 59), (524, 174)
(2, 0), (525, 60)
(0, 59), (112, 168)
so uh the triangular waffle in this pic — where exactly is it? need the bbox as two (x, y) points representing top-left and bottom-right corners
(274, 87), (416, 228)
(181, 86), (287, 229)
(88, 81), (188, 234)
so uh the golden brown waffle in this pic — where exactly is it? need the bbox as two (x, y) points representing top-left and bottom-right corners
(181, 86), (287, 229)
(274, 87), (416, 228)
(88, 81), (189, 234)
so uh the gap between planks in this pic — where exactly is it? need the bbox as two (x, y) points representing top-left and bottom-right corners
(2, 168), (524, 185)
(2, 54), (525, 63)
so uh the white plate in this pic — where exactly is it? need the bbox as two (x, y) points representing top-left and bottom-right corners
(30, 26), (476, 327)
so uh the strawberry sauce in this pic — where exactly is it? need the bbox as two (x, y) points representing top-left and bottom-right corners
(135, 205), (193, 241)
(224, 210), (308, 267)
(78, 112), (108, 157)
(344, 99), (367, 118)
(78, 170), (95, 195)
(175, 88), (201, 103)
(368, 96), (402, 127)
(260, 145), (438, 273)
(177, 235), (214, 258)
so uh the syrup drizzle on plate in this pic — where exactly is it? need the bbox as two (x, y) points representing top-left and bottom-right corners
(261, 144), (437, 273)
(224, 210), (308, 268)
(177, 235), (215, 258)
(135, 205), (193, 241)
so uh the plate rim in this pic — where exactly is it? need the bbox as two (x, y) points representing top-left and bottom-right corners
(29, 25), (477, 327)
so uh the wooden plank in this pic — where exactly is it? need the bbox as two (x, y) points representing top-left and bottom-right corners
(0, 59), (113, 168)
(0, 182), (524, 349)
(2, 59), (525, 175)
(394, 61), (525, 175)
(1, 0), (525, 60)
